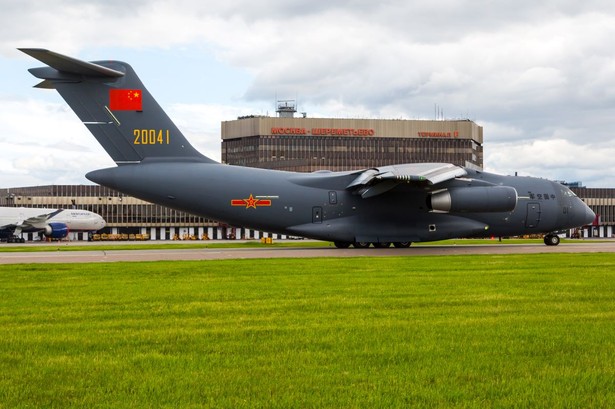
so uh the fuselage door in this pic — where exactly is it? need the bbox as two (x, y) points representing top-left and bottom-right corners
(525, 202), (541, 228)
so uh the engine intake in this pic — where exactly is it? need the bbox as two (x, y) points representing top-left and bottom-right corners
(43, 222), (69, 239)
(429, 186), (518, 213)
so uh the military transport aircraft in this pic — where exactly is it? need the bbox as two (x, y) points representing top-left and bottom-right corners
(0, 206), (106, 243)
(20, 48), (595, 248)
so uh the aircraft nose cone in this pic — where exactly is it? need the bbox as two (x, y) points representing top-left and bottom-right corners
(583, 204), (596, 226)
(572, 199), (596, 227)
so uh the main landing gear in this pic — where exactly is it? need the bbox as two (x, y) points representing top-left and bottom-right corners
(543, 234), (561, 246)
(333, 241), (412, 249)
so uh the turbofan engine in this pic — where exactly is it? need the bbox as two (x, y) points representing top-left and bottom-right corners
(429, 186), (518, 213)
(42, 222), (69, 239)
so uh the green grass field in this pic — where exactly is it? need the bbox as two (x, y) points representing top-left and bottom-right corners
(1, 254), (614, 408)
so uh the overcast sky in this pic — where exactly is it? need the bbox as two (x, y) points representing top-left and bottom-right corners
(2, 0), (615, 188)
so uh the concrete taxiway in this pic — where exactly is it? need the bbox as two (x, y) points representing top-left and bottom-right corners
(1, 241), (614, 264)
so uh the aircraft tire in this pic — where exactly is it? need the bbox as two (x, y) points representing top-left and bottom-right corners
(353, 242), (371, 248)
(544, 234), (560, 246)
(333, 241), (351, 249)
(393, 242), (412, 248)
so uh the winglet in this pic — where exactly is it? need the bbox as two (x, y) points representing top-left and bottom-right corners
(19, 48), (124, 78)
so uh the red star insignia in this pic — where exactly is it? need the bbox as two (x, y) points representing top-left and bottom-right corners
(244, 194), (258, 209)
(230, 194), (273, 209)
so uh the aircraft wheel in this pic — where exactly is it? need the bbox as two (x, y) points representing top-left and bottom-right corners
(393, 242), (411, 248)
(333, 241), (351, 249)
(544, 234), (560, 246)
(353, 242), (371, 248)
(373, 242), (391, 248)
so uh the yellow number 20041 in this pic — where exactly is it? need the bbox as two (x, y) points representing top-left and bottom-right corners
(133, 129), (170, 145)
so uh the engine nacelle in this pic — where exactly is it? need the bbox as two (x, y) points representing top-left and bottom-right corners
(429, 186), (518, 213)
(43, 222), (69, 239)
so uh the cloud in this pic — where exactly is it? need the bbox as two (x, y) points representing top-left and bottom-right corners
(168, 103), (264, 162)
(0, 98), (114, 187)
(486, 138), (615, 187)
(2, 0), (615, 187)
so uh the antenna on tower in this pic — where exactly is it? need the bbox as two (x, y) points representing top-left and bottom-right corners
(276, 99), (297, 118)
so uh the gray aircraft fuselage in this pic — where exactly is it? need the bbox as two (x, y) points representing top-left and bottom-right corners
(21, 48), (595, 247)
(87, 160), (593, 245)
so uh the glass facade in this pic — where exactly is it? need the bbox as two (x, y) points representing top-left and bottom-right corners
(223, 135), (483, 172)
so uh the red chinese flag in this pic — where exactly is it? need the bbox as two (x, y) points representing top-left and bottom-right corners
(109, 89), (143, 111)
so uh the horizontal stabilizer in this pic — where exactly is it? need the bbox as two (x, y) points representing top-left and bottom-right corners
(33, 79), (56, 89)
(19, 48), (124, 78)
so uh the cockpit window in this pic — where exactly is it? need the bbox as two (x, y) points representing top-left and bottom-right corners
(562, 188), (577, 197)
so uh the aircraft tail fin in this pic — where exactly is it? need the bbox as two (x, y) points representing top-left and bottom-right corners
(20, 48), (214, 165)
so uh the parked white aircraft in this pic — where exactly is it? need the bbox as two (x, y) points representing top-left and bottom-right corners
(0, 207), (106, 243)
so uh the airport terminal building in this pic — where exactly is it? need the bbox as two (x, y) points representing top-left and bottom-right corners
(2, 183), (610, 242)
(569, 186), (615, 238)
(222, 103), (484, 172)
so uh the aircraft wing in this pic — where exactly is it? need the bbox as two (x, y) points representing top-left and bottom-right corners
(0, 209), (63, 233)
(347, 163), (467, 198)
